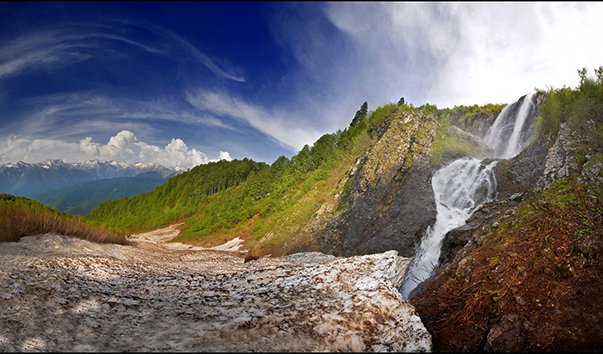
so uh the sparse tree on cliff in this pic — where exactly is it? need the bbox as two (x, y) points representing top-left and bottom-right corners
(578, 67), (588, 85)
(351, 101), (368, 127)
(595, 66), (603, 84)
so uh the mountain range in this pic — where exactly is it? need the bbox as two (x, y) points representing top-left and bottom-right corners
(0, 160), (177, 214)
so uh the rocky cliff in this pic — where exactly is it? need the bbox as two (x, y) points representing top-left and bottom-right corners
(319, 110), (438, 257)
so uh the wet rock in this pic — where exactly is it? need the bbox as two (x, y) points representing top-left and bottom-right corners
(509, 192), (525, 202)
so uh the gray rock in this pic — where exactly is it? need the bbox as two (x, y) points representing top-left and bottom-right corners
(334, 112), (438, 258)
(509, 192), (525, 202)
(537, 123), (580, 189)
(485, 314), (526, 352)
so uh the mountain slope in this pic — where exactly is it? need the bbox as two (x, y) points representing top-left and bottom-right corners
(90, 102), (499, 257)
(0, 193), (125, 244)
(0, 160), (175, 198)
(33, 177), (167, 215)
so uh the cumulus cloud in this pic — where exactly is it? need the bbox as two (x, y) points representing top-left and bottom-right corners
(218, 151), (232, 161)
(0, 130), (227, 170)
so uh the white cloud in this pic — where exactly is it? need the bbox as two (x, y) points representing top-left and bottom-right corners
(0, 23), (244, 82)
(0, 130), (227, 170)
(187, 89), (322, 151)
(218, 151), (232, 161)
(7, 92), (234, 142)
(146, 24), (246, 83)
(0, 28), (162, 79)
(321, 3), (603, 108)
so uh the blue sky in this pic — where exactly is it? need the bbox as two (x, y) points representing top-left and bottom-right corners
(1, 2), (602, 169)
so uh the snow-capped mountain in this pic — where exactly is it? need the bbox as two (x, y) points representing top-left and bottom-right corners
(0, 159), (178, 198)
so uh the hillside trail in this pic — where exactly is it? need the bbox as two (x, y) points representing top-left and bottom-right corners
(0, 224), (430, 351)
(128, 223), (247, 253)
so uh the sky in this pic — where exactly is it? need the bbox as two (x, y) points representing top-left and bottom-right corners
(1, 2), (602, 169)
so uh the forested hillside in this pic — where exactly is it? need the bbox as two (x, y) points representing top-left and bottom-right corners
(90, 101), (503, 256)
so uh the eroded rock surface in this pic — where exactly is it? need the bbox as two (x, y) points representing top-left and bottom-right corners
(325, 111), (438, 258)
(0, 234), (431, 352)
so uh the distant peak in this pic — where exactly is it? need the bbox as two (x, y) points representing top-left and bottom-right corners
(1, 159), (176, 173)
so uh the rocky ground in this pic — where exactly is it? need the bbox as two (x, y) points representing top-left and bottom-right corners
(0, 226), (431, 352)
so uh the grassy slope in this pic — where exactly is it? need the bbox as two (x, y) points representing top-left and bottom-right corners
(0, 194), (126, 244)
(33, 177), (166, 215)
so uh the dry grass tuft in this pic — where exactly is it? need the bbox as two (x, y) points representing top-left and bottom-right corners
(0, 194), (127, 244)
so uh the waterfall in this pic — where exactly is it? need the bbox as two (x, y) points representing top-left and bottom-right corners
(484, 93), (536, 159)
(400, 93), (536, 299)
(400, 159), (497, 298)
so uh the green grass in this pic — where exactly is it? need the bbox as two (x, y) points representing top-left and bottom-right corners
(431, 114), (486, 167)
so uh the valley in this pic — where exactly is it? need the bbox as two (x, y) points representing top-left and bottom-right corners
(1, 72), (602, 352)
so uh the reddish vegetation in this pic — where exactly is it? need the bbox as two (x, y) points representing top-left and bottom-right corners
(411, 180), (603, 352)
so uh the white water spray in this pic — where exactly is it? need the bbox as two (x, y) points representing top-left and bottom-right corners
(400, 159), (497, 298)
(484, 93), (536, 159)
(401, 93), (536, 299)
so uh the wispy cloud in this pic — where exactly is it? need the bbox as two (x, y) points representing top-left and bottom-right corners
(0, 22), (245, 82)
(0, 130), (227, 170)
(186, 89), (322, 151)
(7, 92), (234, 140)
(321, 2), (603, 107)
(264, 1), (603, 145)
(146, 24), (246, 83)
(0, 27), (164, 79)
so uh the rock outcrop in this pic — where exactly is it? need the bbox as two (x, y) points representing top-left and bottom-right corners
(321, 111), (438, 257)
(0, 234), (431, 352)
(536, 123), (581, 190)
(449, 108), (499, 137)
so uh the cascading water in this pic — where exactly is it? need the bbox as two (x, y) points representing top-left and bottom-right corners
(484, 93), (536, 159)
(400, 93), (537, 299)
(400, 159), (497, 298)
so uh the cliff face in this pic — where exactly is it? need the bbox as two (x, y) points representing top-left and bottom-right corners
(317, 110), (438, 257)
